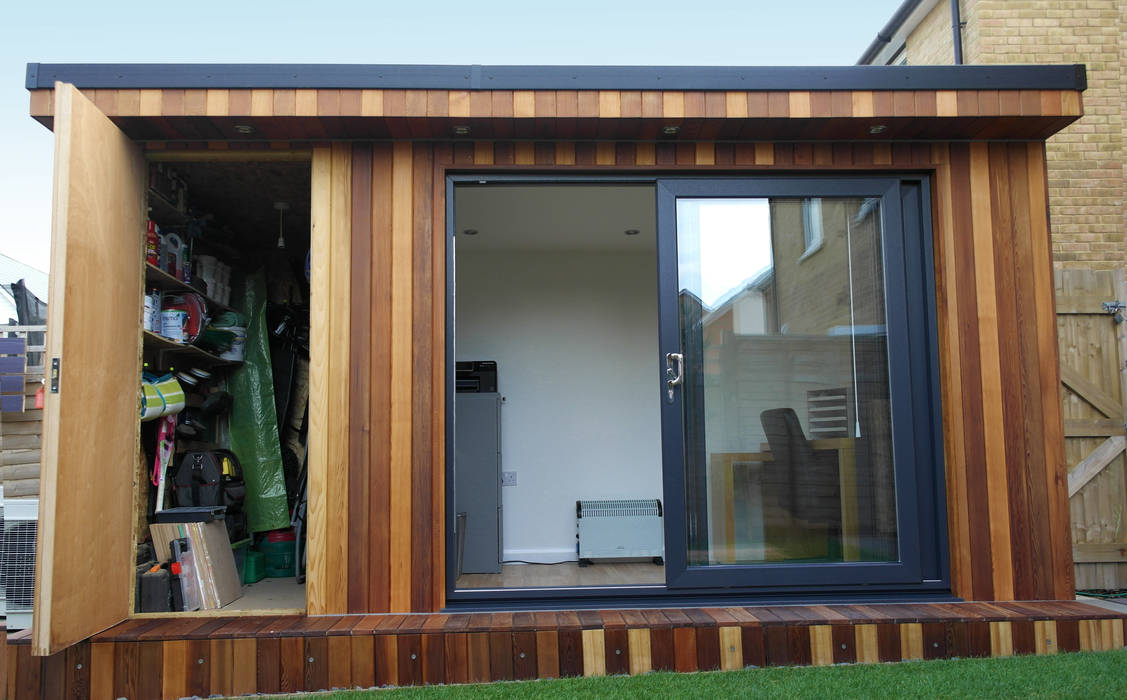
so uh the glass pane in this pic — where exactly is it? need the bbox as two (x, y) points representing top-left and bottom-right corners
(677, 197), (897, 567)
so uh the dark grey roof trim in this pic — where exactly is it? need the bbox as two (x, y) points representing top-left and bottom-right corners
(26, 63), (1087, 92)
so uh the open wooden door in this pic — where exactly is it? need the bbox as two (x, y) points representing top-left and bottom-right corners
(33, 83), (145, 655)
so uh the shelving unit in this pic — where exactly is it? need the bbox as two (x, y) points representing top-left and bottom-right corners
(146, 188), (190, 227)
(144, 263), (234, 315)
(141, 331), (240, 369)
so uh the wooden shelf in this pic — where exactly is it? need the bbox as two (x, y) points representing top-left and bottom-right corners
(147, 188), (190, 227)
(144, 263), (235, 315)
(142, 331), (241, 369)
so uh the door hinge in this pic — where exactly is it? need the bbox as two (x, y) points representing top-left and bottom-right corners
(50, 357), (60, 393)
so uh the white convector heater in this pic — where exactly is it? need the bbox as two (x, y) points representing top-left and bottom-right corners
(576, 499), (664, 565)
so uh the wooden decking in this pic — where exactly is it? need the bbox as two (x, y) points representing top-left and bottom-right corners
(6, 600), (1126, 698)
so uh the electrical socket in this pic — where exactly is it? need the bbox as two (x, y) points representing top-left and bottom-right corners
(501, 471), (517, 487)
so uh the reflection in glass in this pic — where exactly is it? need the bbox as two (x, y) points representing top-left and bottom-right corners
(677, 197), (897, 567)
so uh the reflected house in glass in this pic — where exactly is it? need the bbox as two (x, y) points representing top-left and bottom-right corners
(13, 61), (1127, 695)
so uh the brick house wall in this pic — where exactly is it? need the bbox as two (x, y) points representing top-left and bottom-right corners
(902, 0), (1124, 269)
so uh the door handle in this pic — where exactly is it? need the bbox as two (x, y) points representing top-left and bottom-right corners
(665, 352), (684, 402)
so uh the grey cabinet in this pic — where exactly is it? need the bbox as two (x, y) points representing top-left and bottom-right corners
(454, 392), (502, 574)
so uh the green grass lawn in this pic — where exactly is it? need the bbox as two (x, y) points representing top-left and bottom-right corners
(289, 649), (1127, 699)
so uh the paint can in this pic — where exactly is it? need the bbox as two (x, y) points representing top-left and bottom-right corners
(161, 309), (188, 343)
(143, 289), (162, 332)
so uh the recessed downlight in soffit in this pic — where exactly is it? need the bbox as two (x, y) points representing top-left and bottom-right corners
(454, 184), (656, 252)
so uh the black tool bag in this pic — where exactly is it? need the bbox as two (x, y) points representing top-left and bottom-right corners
(170, 450), (248, 541)
(171, 451), (224, 507)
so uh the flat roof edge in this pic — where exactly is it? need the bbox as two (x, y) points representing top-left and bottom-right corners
(25, 63), (1087, 92)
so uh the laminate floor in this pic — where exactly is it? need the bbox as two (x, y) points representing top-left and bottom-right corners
(456, 561), (665, 589)
(222, 577), (306, 611)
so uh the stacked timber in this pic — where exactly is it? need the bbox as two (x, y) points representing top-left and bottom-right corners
(0, 372), (42, 499)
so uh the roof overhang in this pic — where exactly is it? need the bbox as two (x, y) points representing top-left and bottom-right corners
(26, 63), (1087, 144)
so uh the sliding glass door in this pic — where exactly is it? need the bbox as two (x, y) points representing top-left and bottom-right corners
(658, 177), (945, 590)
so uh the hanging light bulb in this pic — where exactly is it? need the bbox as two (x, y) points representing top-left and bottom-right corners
(274, 201), (289, 249)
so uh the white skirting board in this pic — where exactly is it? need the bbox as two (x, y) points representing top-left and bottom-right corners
(501, 548), (576, 564)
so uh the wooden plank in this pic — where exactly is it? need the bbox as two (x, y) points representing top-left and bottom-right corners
(389, 142), (415, 612)
(1055, 294), (1114, 314)
(230, 637), (257, 695)
(64, 642), (90, 699)
(672, 627), (697, 672)
(307, 145), (334, 615)
(580, 630), (605, 677)
(625, 628), (652, 675)
(695, 626), (720, 671)
(430, 143), (449, 612)
(327, 635), (351, 689)
(932, 144), (973, 599)
(535, 630), (560, 679)
(989, 141), (1035, 600)
(556, 629), (582, 678)
(326, 143), (353, 613)
(718, 627), (741, 671)
(1028, 145), (1074, 599)
(34, 83), (145, 656)
(1062, 365), (1124, 419)
(1064, 419), (1123, 437)
(854, 624), (879, 663)
(411, 145), (436, 612)
(809, 626), (832, 666)
(899, 623), (923, 660)
(990, 621), (1014, 657)
(1067, 436), (1126, 497)
(1074, 542), (1127, 563)
(949, 142), (996, 600)
(970, 141), (1015, 601)
(369, 143), (394, 613)
(1002, 143), (1055, 599)
(348, 144), (373, 614)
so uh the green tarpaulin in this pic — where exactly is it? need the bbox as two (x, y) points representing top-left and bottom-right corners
(228, 270), (289, 532)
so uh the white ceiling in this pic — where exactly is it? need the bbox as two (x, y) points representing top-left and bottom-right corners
(453, 184), (656, 252)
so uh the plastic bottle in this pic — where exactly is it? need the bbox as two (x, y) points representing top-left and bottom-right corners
(145, 221), (159, 266)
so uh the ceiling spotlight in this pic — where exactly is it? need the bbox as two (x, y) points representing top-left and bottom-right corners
(624, 229), (640, 236)
(453, 125), (471, 136)
(662, 125), (680, 136)
(233, 124), (256, 135)
(462, 229), (478, 236)
(868, 124), (888, 135)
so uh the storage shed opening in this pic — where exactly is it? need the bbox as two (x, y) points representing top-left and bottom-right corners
(136, 158), (311, 614)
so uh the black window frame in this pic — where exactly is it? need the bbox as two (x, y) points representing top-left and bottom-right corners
(443, 172), (949, 609)
(657, 175), (948, 591)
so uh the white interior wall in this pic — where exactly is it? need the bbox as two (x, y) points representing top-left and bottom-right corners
(455, 250), (662, 562)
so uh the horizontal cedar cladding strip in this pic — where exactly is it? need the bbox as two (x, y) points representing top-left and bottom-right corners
(10, 604), (1124, 695)
(29, 88), (1083, 119)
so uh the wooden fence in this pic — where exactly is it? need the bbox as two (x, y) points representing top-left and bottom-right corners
(1057, 270), (1127, 590)
(0, 326), (45, 500)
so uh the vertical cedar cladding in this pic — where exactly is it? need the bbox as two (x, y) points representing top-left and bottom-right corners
(306, 139), (1071, 614)
(308, 142), (444, 614)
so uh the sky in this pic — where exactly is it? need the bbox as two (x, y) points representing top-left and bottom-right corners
(0, 0), (904, 275)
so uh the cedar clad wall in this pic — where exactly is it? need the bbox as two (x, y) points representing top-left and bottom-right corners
(303, 135), (1073, 615)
